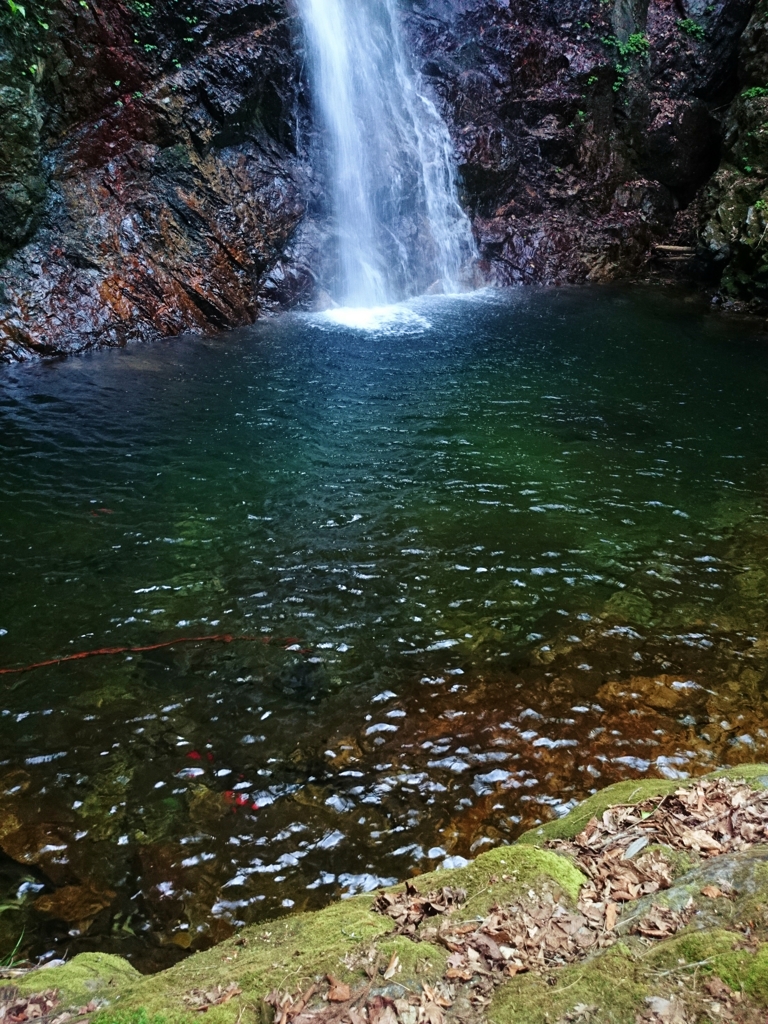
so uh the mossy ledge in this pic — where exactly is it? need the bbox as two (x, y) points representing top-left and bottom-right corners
(13, 764), (768, 1024)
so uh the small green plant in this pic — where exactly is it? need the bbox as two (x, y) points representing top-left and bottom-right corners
(602, 33), (649, 91)
(587, 74), (598, 85)
(130, 0), (153, 16)
(743, 86), (768, 99)
(132, 90), (143, 97)
(677, 18), (705, 41)
(1, 932), (25, 969)
(755, 199), (767, 211)
(618, 32), (650, 57)
(6, 0), (26, 17)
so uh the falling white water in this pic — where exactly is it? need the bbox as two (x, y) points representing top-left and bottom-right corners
(297, 0), (476, 308)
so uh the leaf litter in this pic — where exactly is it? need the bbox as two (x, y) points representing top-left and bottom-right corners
(0, 987), (95, 1024)
(8, 780), (764, 1024)
(263, 778), (768, 1024)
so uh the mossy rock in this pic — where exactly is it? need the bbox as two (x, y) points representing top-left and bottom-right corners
(644, 929), (768, 1004)
(15, 953), (142, 1006)
(516, 763), (768, 846)
(13, 765), (768, 1024)
(15, 846), (584, 1022)
(491, 943), (648, 1024)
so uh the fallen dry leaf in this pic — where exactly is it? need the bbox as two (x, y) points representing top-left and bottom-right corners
(604, 902), (618, 931)
(383, 953), (400, 981)
(700, 885), (728, 899)
(703, 977), (734, 1002)
(325, 977), (351, 1003)
(0, 988), (59, 1024)
(184, 982), (242, 1011)
(373, 884), (466, 939)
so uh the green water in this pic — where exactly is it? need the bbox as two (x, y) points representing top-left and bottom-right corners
(0, 286), (767, 969)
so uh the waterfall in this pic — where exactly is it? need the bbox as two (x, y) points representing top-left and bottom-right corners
(297, 0), (476, 308)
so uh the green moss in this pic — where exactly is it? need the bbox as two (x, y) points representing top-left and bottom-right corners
(645, 930), (768, 1004)
(516, 765), (768, 847)
(15, 953), (142, 1007)
(412, 845), (587, 916)
(643, 844), (699, 880)
(15, 767), (768, 1022)
(516, 778), (680, 846)
(47, 847), (583, 1021)
(94, 1012), (177, 1024)
(374, 936), (448, 984)
(491, 945), (648, 1024)
(709, 763), (768, 786)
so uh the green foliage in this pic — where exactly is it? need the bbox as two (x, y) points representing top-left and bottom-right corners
(615, 32), (650, 57)
(677, 18), (705, 41)
(130, 0), (153, 17)
(743, 86), (768, 99)
(6, 0), (26, 17)
(755, 199), (767, 212)
(602, 33), (650, 92)
(0, 932), (25, 969)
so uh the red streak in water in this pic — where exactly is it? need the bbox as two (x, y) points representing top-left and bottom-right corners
(0, 634), (309, 676)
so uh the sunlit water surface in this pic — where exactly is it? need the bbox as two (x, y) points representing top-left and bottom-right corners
(1, 287), (768, 969)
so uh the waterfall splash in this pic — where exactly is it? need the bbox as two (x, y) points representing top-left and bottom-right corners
(297, 0), (476, 308)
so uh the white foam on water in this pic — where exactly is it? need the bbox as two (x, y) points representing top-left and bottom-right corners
(312, 304), (432, 335)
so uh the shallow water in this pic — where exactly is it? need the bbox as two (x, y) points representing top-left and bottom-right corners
(1, 287), (767, 970)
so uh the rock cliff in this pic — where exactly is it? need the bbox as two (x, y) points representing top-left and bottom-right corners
(0, 0), (314, 359)
(0, 0), (766, 360)
(402, 0), (765, 294)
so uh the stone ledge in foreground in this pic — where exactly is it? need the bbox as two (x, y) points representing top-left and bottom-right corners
(10, 763), (768, 1024)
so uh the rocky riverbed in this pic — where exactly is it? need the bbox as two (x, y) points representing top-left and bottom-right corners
(0, 0), (767, 360)
(7, 764), (768, 1024)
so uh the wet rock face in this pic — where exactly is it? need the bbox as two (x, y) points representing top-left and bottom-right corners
(401, 0), (757, 288)
(700, 0), (768, 307)
(0, 0), (315, 360)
